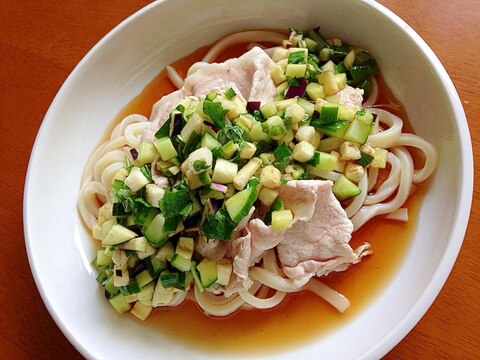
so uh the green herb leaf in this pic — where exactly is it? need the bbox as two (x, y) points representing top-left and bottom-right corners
(193, 159), (209, 172)
(155, 118), (171, 139)
(203, 100), (226, 129)
(199, 209), (236, 241)
(288, 50), (306, 64)
(357, 151), (374, 166)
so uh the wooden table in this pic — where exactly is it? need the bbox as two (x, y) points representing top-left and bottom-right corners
(1, 1), (478, 359)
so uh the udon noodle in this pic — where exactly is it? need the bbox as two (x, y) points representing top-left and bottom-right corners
(78, 29), (437, 319)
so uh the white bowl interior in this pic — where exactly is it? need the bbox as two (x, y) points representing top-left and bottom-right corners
(24, 0), (472, 359)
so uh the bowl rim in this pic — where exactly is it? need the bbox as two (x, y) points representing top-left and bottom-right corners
(23, 0), (473, 359)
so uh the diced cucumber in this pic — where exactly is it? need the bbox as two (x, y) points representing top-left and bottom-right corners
(239, 142), (257, 159)
(142, 213), (168, 247)
(306, 82), (326, 101)
(124, 167), (150, 192)
(197, 258), (218, 288)
(137, 282), (155, 306)
(316, 120), (350, 139)
(233, 157), (262, 190)
(152, 277), (175, 307)
(221, 140), (239, 159)
(191, 261), (205, 293)
(155, 241), (175, 262)
(235, 114), (254, 131)
(136, 269), (154, 288)
(176, 237), (194, 260)
(285, 64), (307, 77)
(317, 70), (339, 96)
(216, 260), (233, 286)
(271, 210), (293, 231)
(212, 158), (238, 184)
(355, 109), (374, 125)
(249, 122), (271, 142)
(102, 224), (138, 246)
(119, 236), (148, 252)
(109, 293), (131, 314)
(332, 175), (361, 201)
(270, 64), (287, 85)
(153, 137), (178, 161)
(170, 254), (192, 272)
(136, 242), (156, 260)
(314, 151), (338, 171)
(285, 103), (306, 123)
(144, 256), (167, 277)
(136, 142), (157, 166)
(296, 97), (315, 116)
(225, 186), (258, 222)
(258, 187), (279, 207)
(338, 105), (357, 121)
(180, 113), (204, 144)
(292, 141), (315, 163)
(319, 102), (338, 122)
(95, 250), (112, 268)
(343, 119), (372, 145)
(130, 301), (153, 321)
(371, 148), (388, 168)
(200, 133), (222, 150)
(295, 125), (315, 143)
(260, 101), (278, 118)
(335, 73), (347, 90)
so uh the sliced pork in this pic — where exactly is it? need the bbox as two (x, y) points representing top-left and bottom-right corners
(143, 46), (277, 143)
(277, 180), (371, 287)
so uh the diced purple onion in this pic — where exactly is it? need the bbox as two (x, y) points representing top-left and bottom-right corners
(132, 263), (146, 277)
(203, 121), (219, 133)
(285, 79), (307, 99)
(104, 289), (111, 299)
(210, 198), (223, 213)
(211, 183), (228, 193)
(130, 148), (138, 160)
(184, 213), (202, 228)
(172, 112), (183, 137)
(247, 101), (261, 112)
(311, 110), (320, 120)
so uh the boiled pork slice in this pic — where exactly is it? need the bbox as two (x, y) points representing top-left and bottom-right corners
(143, 46), (276, 142)
(277, 180), (371, 287)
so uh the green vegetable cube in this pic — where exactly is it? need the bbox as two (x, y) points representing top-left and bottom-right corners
(153, 137), (178, 161)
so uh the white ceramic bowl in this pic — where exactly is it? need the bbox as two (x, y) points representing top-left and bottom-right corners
(24, 0), (473, 359)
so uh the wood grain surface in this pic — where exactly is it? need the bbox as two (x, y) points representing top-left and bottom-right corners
(1, 1), (478, 359)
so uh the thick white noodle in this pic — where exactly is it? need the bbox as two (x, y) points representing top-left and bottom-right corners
(238, 288), (286, 309)
(166, 66), (184, 89)
(249, 267), (300, 293)
(392, 133), (438, 183)
(385, 207), (409, 222)
(82, 136), (129, 185)
(367, 166), (379, 192)
(345, 172), (369, 218)
(93, 149), (127, 183)
(362, 76), (378, 107)
(367, 108), (403, 148)
(124, 122), (149, 149)
(100, 162), (124, 192)
(364, 152), (401, 205)
(78, 181), (107, 229)
(351, 147), (414, 230)
(303, 279), (350, 313)
(202, 30), (286, 63)
(110, 114), (148, 140)
(168, 290), (189, 307)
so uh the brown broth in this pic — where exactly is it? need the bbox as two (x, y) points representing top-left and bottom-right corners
(111, 44), (427, 355)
